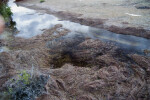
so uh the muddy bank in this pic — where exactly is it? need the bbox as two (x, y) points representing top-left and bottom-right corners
(0, 24), (150, 99)
(17, 0), (150, 38)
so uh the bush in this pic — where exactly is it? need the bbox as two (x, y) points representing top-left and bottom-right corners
(3, 70), (50, 100)
(40, 0), (45, 3)
(0, 2), (12, 22)
(17, 70), (31, 84)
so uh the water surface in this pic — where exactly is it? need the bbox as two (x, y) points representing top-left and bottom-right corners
(1, 0), (150, 55)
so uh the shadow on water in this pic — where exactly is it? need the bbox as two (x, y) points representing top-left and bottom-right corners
(51, 51), (90, 68)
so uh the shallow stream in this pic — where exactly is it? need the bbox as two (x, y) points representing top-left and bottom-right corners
(1, 0), (150, 55)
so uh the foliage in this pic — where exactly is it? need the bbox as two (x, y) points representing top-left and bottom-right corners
(0, 2), (12, 22)
(40, 0), (45, 3)
(8, 88), (13, 93)
(6, 70), (31, 95)
(0, 2), (17, 30)
(2, 70), (49, 100)
(18, 70), (31, 84)
(1, 70), (31, 100)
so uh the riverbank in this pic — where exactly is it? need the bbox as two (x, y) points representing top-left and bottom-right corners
(17, 0), (150, 38)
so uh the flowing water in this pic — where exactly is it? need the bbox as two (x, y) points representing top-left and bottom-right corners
(0, 0), (150, 55)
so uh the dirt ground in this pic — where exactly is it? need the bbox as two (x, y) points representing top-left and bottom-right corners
(18, 0), (150, 38)
(0, 24), (150, 100)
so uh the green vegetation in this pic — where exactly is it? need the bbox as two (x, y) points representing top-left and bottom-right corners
(2, 70), (49, 100)
(17, 70), (31, 84)
(40, 0), (45, 3)
(1, 70), (31, 100)
(6, 70), (31, 95)
(0, 1), (16, 29)
(8, 88), (13, 93)
(0, 2), (12, 22)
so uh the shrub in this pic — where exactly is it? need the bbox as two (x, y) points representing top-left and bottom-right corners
(0, 2), (12, 22)
(40, 0), (45, 3)
(3, 70), (50, 100)
(17, 70), (31, 84)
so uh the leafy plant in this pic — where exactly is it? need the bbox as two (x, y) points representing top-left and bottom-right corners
(40, 0), (45, 3)
(8, 88), (13, 93)
(18, 70), (31, 84)
(1, 70), (31, 99)
(5, 70), (31, 94)
(2, 70), (49, 100)
(0, 2), (12, 22)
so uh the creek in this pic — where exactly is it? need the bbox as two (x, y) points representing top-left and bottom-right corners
(0, 0), (150, 55)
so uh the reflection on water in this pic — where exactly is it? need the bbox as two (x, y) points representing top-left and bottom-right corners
(4, 0), (150, 55)
(8, 0), (58, 38)
(0, 46), (9, 53)
(88, 28), (150, 54)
